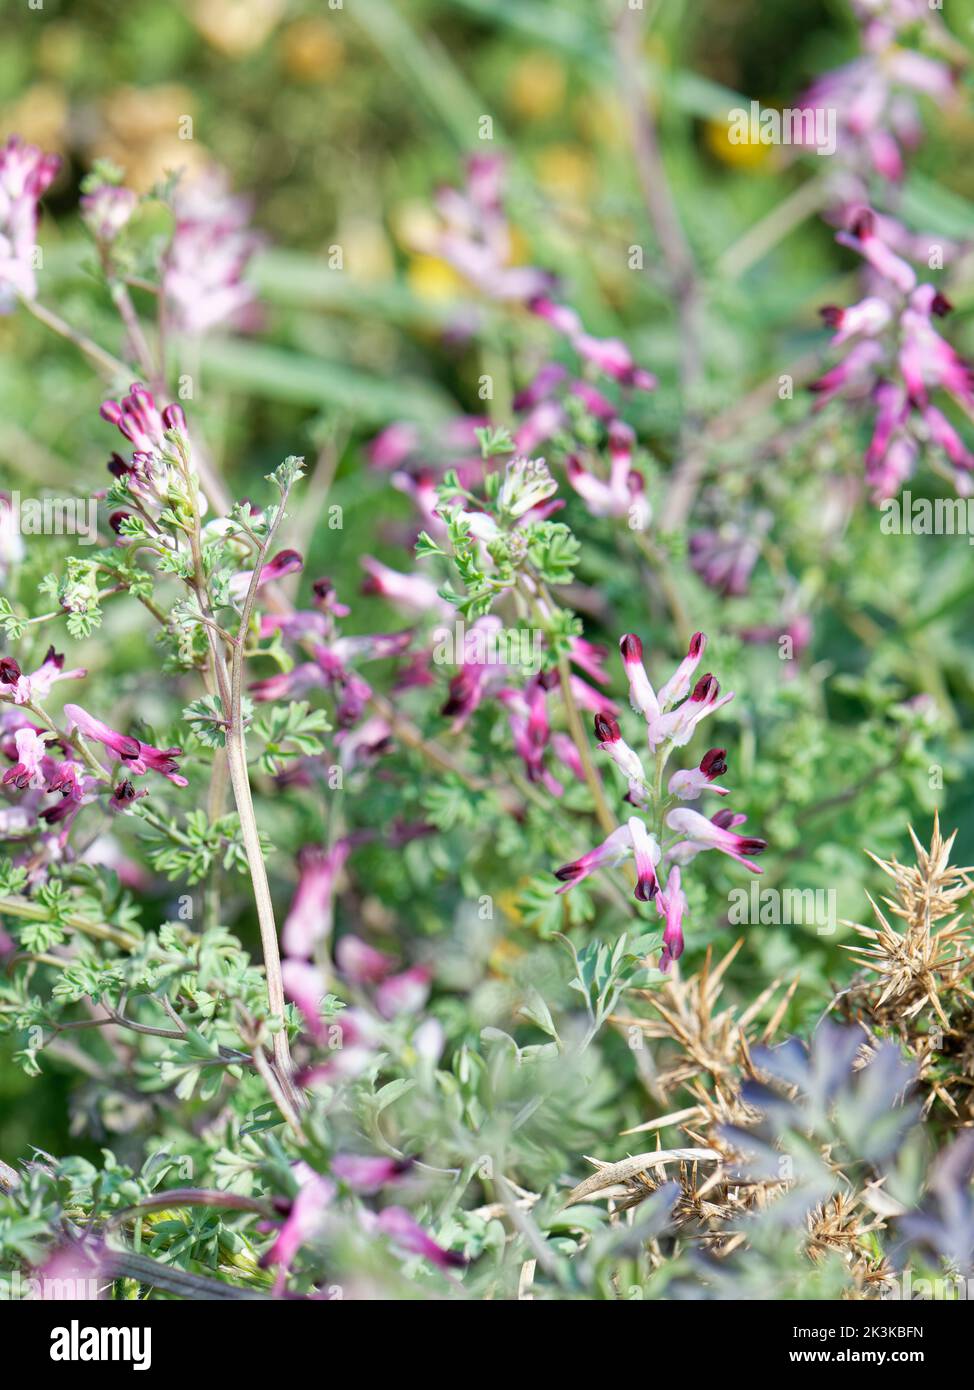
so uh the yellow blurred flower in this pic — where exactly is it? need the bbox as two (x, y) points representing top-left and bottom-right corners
(535, 144), (597, 202)
(279, 18), (345, 81)
(507, 53), (566, 122)
(573, 91), (627, 146)
(390, 199), (440, 254)
(339, 217), (394, 283)
(1, 84), (68, 157)
(36, 24), (85, 80)
(94, 85), (208, 190)
(507, 224), (533, 268)
(406, 254), (466, 301)
(488, 934), (525, 977)
(189, 0), (287, 57)
(704, 116), (780, 171)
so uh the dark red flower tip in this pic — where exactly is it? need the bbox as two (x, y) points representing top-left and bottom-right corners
(117, 736), (143, 761)
(740, 837), (768, 855)
(619, 633), (642, 661)
(554, 862), (583, 883)
(851, 210), (874, 240)
(594, 712), (620, 743)
(107, 452), (132, 479)
(634, 879), (659, 902)
(360, 574), (381, 596)
(691, 673), (718, 702)
(711, 809), (737, 829)
(537, 668), (559, 692)
(312, 576), (335, 601)
(688, 632), (706, 657)
(931, 293), (953, 318)
(161, 403), (187, 432)
(700, 747), (728, 778)
(819, 305), (844, 328)
(109, 510), (132, 534)
(0, 657), (22, 684)
(441, 671), (474, 719)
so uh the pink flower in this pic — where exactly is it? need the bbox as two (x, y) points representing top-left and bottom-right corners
(47, 759), (86, 802)
(335, 934), (394, 986)
(689, 520), (765, 598)
(80, 182), (138, 244)
(110, 778), (147, 812)
(101, 382), (170, 454)
(899, 287), (974, 410)
(163, 168), (262, 337)
(282, 841), (351, 959)
(923, 405), (974, 475)
(657, 865), (687, 973)
(529, 295), (657, 391)
(282, 958), (330, 1042)
(617, 632), (732, 750)
(360, 556), (448, 617)
(375, 1207), (466, 1269)
(795, 7), (954, 180)
(62, 703), (188, 787)
(594, 712), (648, 803)
(819, 296), (893, 345)
(628, 815), (661, 901)
(0, 647), (86, 706)
(430, 153), (555, 303)
(809, 339), (885, 407)
(565, 421), (649, 526)
(668, 748), (730, 800)
(666, 806), (767, 873)
(837, 210), (916, 294)
(228, 548), (303, 603)
(331, 1154), (410, 1194)
(375, 964), (432, 1019)
(262, 1165), (335, 1274)
(618, 631), (660, 721)
(650, 672), (734, 750)
(3, 727), (51, 790)
(555, 819), (659, 901)
(0, 136), (60, 310)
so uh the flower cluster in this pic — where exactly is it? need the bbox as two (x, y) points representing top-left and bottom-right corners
(796, 0), (956, 182)
(0, 135), (60, 311)
(425, 153), (656, 393)
(811, 210), (974, 499)
(555, 632), (766, 970)
(162, 168), (262, 336)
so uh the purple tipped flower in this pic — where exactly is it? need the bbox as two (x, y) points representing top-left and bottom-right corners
(282, 841), (352, 959)
(666, 806), (767, 874)
(63, 703), (188, 787)
(375, 1207), (467, 1270)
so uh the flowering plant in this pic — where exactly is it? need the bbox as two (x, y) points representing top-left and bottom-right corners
(0, 0), (972, 1316)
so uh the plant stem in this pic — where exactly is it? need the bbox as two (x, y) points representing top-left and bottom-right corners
(0, 894), (138, 950)
(554, 650), (616, 837)
(179, 450), (301, 1115)
(20, 296), (130, 382)
(226, 476), (304, 1113)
